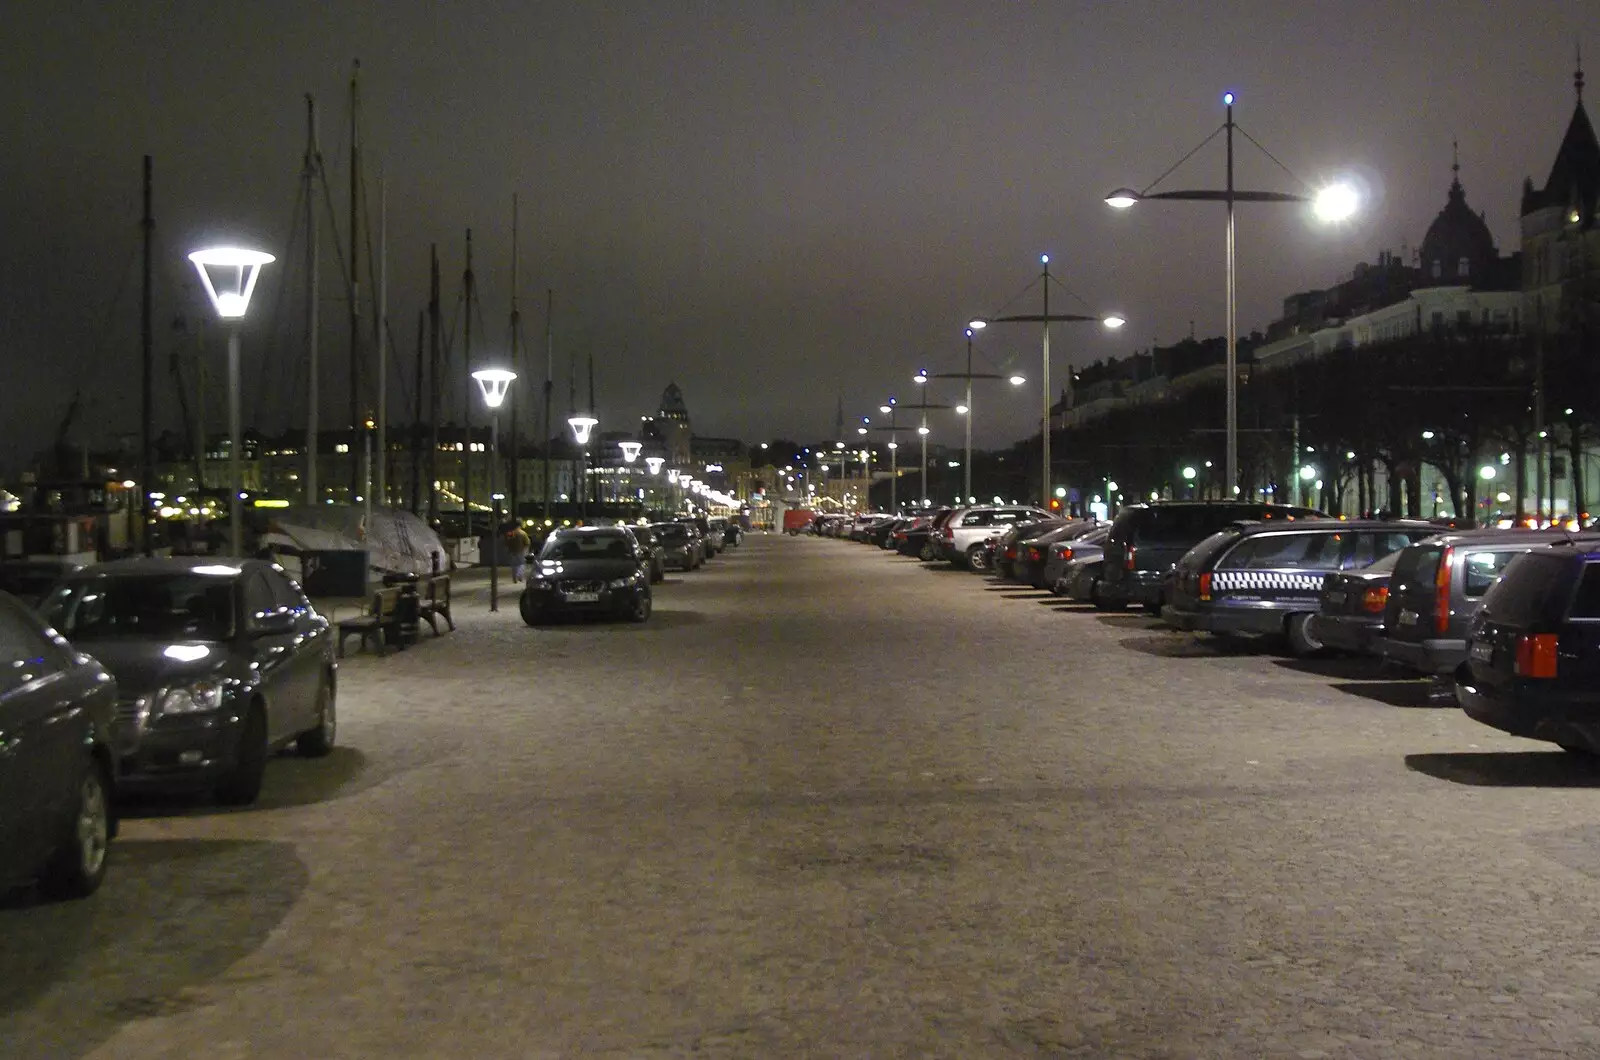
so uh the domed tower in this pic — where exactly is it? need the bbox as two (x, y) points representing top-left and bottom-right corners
(656, 382), (692, 467)
(1419, 147), (1498, 286)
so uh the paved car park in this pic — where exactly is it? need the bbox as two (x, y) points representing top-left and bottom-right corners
(8, 533), (1600, 1057)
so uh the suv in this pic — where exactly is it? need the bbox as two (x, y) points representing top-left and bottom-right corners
(1459, 541), (1600, 752)
(1164, 519), (1435, 655)
(1100, 502), (1324, 614)
(1377, 529), (1579, 682)
(933, 506), (1052, 569)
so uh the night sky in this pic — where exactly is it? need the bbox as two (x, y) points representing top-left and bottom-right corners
(4, 1), (1597, 474)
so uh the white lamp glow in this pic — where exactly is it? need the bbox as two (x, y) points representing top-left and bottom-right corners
(619, 440), (643, 463)
(568, 415), (598, 445)
(646, 456), (665, 475)
(188, 247), (275, 319)
(470, 368), (517, 409)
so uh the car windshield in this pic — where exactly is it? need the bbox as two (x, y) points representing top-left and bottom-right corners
(41, 573), (236, 641)
(541, 534), (633, 560)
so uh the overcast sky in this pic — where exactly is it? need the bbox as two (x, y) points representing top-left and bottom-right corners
(3, 0), (1597, 471)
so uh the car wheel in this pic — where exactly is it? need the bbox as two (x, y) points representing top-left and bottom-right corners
(966, 545), (990, 572)
(1087, 579), (1104, 606)
(629, 592), (653, 623)
(296, 677), (337, 758)
(919, 542), (936, 562)
(40, 760), (112, 900)
(215, 704), (268, 806)
(1286, 613), (1324, 658)
(520, 592), (546, 626)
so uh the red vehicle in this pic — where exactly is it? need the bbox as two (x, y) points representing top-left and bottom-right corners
(782, 509), (816, 535)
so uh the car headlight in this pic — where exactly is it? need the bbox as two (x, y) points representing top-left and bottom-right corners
(606, 577), (636, 589)
(528, 580), (553, 591)
(158, 680), (226, 716)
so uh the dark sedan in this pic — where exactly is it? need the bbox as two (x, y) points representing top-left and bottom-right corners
(0, 559), (84, 607)
(1308, 548), (1407, 656)
(41, 558), (338, 806)
(651, 522), (703, 571)
(520, 527), (654, 624)
(0, 591), (119, 898)
(628, 524), (668, 583)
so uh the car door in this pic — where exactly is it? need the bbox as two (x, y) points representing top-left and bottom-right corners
(0, 596), (80, 882)
(266, 567), (325, 732)
(240, 571), (300, 745)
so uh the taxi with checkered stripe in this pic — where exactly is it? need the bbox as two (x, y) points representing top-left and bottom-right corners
(1162, 519), (1438, 655)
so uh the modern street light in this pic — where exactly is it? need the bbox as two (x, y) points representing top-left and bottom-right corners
(911, 369), (956, 507)
(568, 414), (598, 520)
(618, 440), (642, 506)
(188, 246), (274, 557)
(472, 367), (517, 612)
(969, 255), (1125, 508)
(1105, 90), (1359, 493)
(919, 328), (1028, 501)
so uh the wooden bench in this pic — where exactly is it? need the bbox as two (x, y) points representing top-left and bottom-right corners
(418, 572), (453, 634)
(335, 586), (404, 657)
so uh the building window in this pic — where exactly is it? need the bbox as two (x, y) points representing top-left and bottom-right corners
(1458, 257), (1470, 277)
(1431, 260), (1441, 279)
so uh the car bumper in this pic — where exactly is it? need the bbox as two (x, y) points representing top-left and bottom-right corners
(1458, 679), (1600, 751)
(1310, 613), (1383, 655)
(1103, 570), (1164, 605)
(1164, 601), (1300, 636)
(1377, 635), (1466, 675)
(117, 710), (246, 791)
(526, 586), (647, 614)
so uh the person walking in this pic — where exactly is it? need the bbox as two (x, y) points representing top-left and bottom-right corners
(508, 521), (532, 583)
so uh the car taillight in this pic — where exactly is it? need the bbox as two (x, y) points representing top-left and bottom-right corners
(1005, 546), (1017, 559)
(1361, 586), (1389, 613)
(1124, 545), (1136, 571)
(942, 526), (954, 540)
(1434, 546), (1454, 635)
(1514, 633), (1559, 678)
(1199, 572), (1212, 601)
(1056, 545), (1074, 560)
(1027, 547), (1041, 560)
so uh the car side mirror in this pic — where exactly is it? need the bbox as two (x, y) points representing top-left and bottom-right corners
(251, 611), (296, 637)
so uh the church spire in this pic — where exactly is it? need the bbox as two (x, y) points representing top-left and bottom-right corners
(1579, 38), (1586, 101)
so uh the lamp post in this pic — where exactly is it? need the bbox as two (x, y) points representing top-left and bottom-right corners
(618, 440), (642, 508)
(969, 257), (1125, 507)
(568, 415), (597, 521)
(1105, 91), (1358, 493)
(918, 328), (1027, 502)
(911, 370), (957, 507)
(472, 368), (517, 612)
(188, 246), (274, 557)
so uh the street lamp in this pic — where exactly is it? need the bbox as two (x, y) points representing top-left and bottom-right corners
(1105, 90), (1359, 493)
(969, 255), (1126, 506)
(472, 367), (517, 612)
(919, 327), (1030, 501)
(568, 415), (598, 520)
(188, 246), (274, 557)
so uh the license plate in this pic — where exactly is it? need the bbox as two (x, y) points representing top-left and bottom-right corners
(1325, 591), (1345, 606)
(1398, 609), (1419, 626)
(1469, 641), (1494, 662)
(564, 592), (600, 603)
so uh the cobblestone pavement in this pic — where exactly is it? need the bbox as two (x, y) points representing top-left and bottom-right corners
(7, 533), (1600, 1058)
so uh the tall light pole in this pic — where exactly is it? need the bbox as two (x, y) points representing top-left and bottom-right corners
(619, 440), (642, 507)
(189, 246), (274, 558)
(970, 258), (1125, 507)
(919, 329), (1026, 502)
(568, 415), (597, 521)
(1105, 91), (1358, 492)
(472, 368), (517, 612)
(911, 370), (956, 506)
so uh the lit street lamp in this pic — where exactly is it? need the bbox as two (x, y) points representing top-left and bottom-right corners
(969, 255), (1125, 508)
(568, 414), (598, 520)
(1105, 90), (1359, 493)
(918, 328), (1026, 501)
(472, 367), (517, 612)
(188, 246), (274, 557)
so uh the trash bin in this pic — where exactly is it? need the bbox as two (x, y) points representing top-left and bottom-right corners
(382, 571), (421, 647)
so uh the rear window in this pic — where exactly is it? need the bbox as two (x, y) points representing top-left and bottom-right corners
(1185, 529), (1244, 569)
(1567, 562), (1600, 619)
(1117, 504), (1323, 545)
(1393, 543), (1443, 590)
(1461, 549), (1524, 598)
(1219, 532), (1345, 571)
(1482, 552), (1576, 627)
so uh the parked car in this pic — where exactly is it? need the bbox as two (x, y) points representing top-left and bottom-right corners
(933, 506), (1053, 570)
(0, 559), (83, 608)
(1307, 548), (1409, 656)
(1045, 526), (1110, 594)
(1163, 519), (1436, 655)
(684, 516), (723, 556)
(521, 526), (654, 624)
(1376, 528), (1579, 682)
(628, 524), (668, 583)
(651, 522), (703, 571)
(1459, 541), (1600, 752)
(40, 557), (337, 806)
(0, 590), (119, 898)
(994, 518), (1068, 579)
(1011, 522), (1099, 588)
(1100, 501), (1325, 614)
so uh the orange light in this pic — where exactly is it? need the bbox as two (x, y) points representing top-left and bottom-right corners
(1434, 546), (1454, 635)
(1361, 586), (1389, 613)
(1514, 633), (1559, 679)
(1199, 572), (1212, 601)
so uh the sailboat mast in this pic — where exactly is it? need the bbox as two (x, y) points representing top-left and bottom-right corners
(411, 309), (423, 514)
(587, 352), (596, 505)
(347, 59), (363, 500)
(508, 194), (520, 526)
(542, 289), (553, 522)
(140, 155), (153, 557)
(428, 245), (441, 525)
(303, 94), (320, 505)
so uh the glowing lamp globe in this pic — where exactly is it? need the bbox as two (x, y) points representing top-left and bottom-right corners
(646, 456), (665, 475)
(189, 247), (275, 319)
(619, 440), (643, 463)
(470, 368), (517, 409)
(567, 415), (598, 445)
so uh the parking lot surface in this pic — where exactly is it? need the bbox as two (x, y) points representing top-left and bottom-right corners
(7, 533), (1600, 1058)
